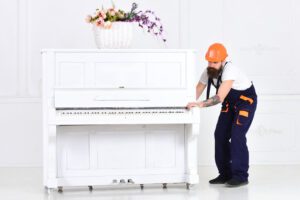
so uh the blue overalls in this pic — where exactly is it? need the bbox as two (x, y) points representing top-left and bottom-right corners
(207, 68), (257, 182)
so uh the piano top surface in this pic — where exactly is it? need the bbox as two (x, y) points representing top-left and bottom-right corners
(41, 49), (197, 53)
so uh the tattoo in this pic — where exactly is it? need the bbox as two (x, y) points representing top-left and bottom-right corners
(202, 95), (221, 107)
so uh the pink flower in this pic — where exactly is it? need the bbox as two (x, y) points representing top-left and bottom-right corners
(96, 18), (104, 27)
(99, 10), (107, 19)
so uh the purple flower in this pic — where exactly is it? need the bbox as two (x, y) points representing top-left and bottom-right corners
(125, 2), (166, 42)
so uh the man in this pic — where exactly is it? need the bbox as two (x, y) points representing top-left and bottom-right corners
(187, 43), (257, 187)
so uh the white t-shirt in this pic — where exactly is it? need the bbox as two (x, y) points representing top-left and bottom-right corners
(199, 62), (252, 90)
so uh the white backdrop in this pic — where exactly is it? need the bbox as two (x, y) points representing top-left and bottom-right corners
(0, 0), (300, 167)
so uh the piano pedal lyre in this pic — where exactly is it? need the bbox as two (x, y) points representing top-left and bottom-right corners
(140, 184), (144, 190)
(88, 185), (93, 191)
(162, 183), (167, 189)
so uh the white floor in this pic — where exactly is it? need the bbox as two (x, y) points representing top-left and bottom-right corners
(0, 165), (299, 200)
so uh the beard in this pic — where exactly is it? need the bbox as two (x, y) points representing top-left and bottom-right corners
(207, 67), (222, 79)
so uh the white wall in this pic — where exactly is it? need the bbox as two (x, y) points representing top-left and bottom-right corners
(0, 0), (300, 167)
(192, 0), (300, 165)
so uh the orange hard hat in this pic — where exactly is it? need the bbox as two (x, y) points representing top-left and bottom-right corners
(205, 43), (228, 62)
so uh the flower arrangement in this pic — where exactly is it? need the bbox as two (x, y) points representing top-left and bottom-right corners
(86, 2), (166, 42)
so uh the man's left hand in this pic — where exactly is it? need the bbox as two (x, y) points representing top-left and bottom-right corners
(186, 101), (204, 110)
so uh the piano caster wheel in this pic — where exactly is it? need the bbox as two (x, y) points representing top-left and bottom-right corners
(162, 183), (167, 189)
(186, 183), (190, 190)
(140, 184), (144, 190)
(120, 179), (126, 184)
(58, 186), (63, 193)
(88, 186), (93, 191)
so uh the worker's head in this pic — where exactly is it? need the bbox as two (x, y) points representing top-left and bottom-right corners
(205, 43), (228, 78)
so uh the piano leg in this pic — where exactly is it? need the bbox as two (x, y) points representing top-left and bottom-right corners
(44, 125), (58, 190)
(185, 124), (200, 185)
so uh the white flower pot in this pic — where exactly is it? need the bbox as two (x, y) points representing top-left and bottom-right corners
(93, 22), (133, 49)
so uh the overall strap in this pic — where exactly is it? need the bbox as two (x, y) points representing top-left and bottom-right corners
(206, 61), (229, 100)
(206, 78), (212, 100)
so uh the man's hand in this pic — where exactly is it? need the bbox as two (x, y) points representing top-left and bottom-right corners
(186, 94), (222, 110)
(186, 101), (204, 110)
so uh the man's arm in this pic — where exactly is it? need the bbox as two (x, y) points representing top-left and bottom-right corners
(196, 82), (206, 100)
(187, 80), (233, 109)
(201, 80), (234, 107)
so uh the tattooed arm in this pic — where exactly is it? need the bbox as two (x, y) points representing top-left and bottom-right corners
(201, 95), (221, 107)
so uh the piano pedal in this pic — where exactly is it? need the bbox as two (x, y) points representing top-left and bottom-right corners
(162, 183), (167, 189)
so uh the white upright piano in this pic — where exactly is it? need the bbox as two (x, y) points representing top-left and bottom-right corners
(42, 49), (200, 192)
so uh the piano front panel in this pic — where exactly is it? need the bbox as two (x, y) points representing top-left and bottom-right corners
(57, 125), (185, 178)
(55, 52), (186, 89)
(94, 62), (147, 88)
